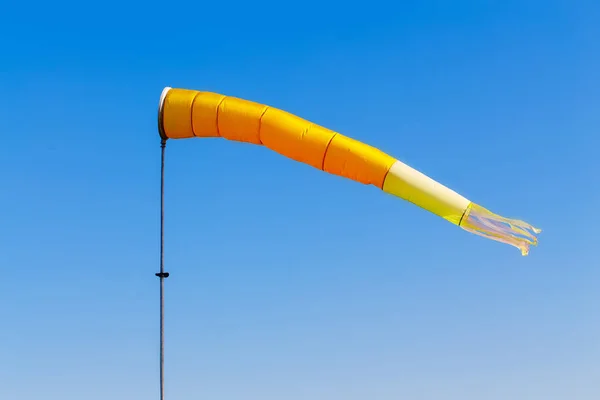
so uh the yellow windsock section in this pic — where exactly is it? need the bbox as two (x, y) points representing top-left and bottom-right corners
(160, 87), (395, 187)
(382, 160), (470, 225)
(158, 87), (541, 255)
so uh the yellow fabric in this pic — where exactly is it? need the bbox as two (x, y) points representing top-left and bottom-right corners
(382, 161), (470, 225)
(161, 88), (394, 188)
(383, 177), (465, 225)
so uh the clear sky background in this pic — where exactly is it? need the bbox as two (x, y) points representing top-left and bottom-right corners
(2, 1), (599, 399)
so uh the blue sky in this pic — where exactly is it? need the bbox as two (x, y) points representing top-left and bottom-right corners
(2, 1), (599, 399)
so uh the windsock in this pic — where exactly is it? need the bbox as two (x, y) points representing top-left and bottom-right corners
(158, 87), (541, 255)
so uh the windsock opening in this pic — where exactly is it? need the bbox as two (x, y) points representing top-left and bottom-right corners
(459, 203), (541, 256)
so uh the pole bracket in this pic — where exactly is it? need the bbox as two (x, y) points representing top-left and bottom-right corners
(155, 272), (170, 278)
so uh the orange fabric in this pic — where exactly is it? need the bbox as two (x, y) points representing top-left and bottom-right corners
(161, 88), (395, 188)
(323, 134), (395, 187)
(260, 108), (336, 169)
(162, 89), (197, 139)
(217, 97), (266, 144)
(190, 91), (224, 138)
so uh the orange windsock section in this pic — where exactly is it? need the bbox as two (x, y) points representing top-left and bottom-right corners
(160, 88), (396, 188)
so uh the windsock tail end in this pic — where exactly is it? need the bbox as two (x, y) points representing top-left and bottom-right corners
(460, 203), (541, 256)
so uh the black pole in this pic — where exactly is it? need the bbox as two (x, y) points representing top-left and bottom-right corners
(156, 139), (169, 400)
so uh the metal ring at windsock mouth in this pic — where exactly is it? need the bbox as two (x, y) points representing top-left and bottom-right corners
(157, 87), (172, 140)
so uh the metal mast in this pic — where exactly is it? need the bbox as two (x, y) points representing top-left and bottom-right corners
(156, 139), (170, 400)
